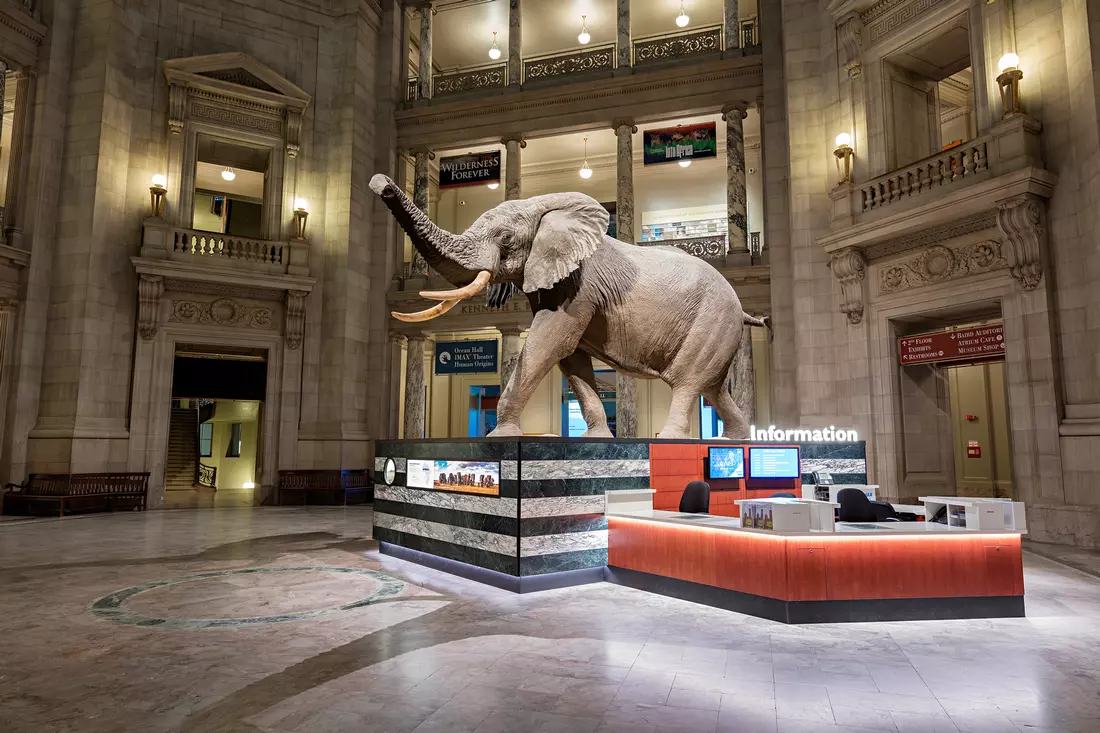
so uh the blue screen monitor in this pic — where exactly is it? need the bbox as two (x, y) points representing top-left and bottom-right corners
(707, 446), (745, 479)
(748, 447), (801, 479)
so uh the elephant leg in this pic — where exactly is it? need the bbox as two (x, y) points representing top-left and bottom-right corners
(657, 386), (700, 439)
(489, 309), (586, 437)
(560, 351), (612, 438)
(706, 383), (750, 440)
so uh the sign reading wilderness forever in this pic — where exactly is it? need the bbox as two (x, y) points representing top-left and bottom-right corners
(438, 151), (501, 189)
(435, 339), (498, 374)
(643, 122), (717, 166)
(898, 323), (1006, 366)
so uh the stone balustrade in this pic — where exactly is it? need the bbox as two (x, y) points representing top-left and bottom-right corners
(523, 44), (616, 83)
(633, 26), (723, 66)
(640, 234), (728, 260)
(171, 228), (288, 273)
(433, 64), (507, 98)
(859, 138), (990, 213)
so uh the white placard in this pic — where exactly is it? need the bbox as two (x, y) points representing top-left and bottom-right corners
(406, 459), (434, 489)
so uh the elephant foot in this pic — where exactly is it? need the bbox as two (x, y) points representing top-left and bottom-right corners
(656, 428), (691, 439)
(486, 423), (523, 438)
(581, 426), (613, 439)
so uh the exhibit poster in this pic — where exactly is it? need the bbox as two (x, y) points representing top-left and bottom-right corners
(642, 122), (718, 166)
(406, 459), (500, 495)
(709, 446), (745, 479)
(438, 151), (502, 189)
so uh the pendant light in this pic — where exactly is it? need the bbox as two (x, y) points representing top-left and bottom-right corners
(675, 0), (689, 27)
(487, 182), (500, 190)
(578, 15), (590, 45)
(221, 167), (236, 181)
(678, 159), (692, 168)
(488, 31), (501, 60)
(579, 137), (593, 179)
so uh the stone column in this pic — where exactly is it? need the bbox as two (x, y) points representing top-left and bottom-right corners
(616, 0), (631, 70)
(3, 71), (36, 249)
(388, 332), (404, 439)
(508, 0), (522, 86)
(724, 0), (740, 51)
(418, 4), (433, 101)
(722, 102), (749, 255)
(499, 327), (524, 392)
(399, 7), (412, 101)
(0, 61), (5, 240)
(613, 119), (638, 437)
(502, 135), (525, 200)
(731, 324), (756, 425)
(403, 333), (428, 439)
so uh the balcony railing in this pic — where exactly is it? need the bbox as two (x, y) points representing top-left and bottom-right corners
(434, 63), (507, 98)
(739, 17), (759, 48)
(197, 462), (217, 489)
(641, 234), (728, 260)
(523, 43), (616, 83)
(860, 137), (989, 213)
(171, 228), (288, 274)
(633, 25), (723, 66)
(407, 78), (419, 102)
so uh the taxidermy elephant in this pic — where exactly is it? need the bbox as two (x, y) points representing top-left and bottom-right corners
(371, 174), (769, 439)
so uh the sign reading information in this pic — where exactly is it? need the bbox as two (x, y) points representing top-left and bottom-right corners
(438, 151), (501, 189)
(898, 323), (1005, 366)
(434, 339), (498, 374)
(643, 122), (718, 166)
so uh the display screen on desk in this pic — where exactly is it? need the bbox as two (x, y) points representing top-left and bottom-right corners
(748, 447), (801, 479)
(707, 446), (745, 479)
(406, 459), (500, 496)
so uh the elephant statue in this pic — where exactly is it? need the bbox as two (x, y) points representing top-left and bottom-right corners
(371, 174), (769, 439)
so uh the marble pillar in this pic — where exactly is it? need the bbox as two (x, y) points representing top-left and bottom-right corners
(503, 135), (525, 200)
(731, 324), (756, 425)
(724, 0), (741, 51)
(418, 5), (433, 101)
(508, 0), (522, 86)
(499, 327), (524, 392)
(616, 0), (631, 70)
(614, 120), (638, 437)
(388, 332), (404, 439)
(723, 103), (748, 254)
(403, 333), (428, 439)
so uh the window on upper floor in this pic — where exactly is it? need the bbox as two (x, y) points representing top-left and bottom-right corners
(192, 137), (268, 239)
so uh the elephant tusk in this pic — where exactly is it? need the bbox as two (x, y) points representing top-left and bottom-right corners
(391, 298), (461, 323)
(419, 270), (492, 301)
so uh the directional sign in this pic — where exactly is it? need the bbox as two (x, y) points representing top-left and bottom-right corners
(434, 339), (498, 375)
(898, 323), (1005, 366)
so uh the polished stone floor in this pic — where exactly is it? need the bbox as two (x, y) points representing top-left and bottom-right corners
(2, 508), (1099, 733)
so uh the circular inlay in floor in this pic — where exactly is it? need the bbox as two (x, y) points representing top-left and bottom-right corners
(91, 567), (406, 629)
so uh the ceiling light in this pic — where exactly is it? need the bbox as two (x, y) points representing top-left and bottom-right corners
(487, 182), (500, 190)
(489, 31), (501, 60)
(221, 167), (236, 182)
(676, 1), (689, 27)
(678, 159), (691, 168)
(579, 136), (593, 179)
(578, 15), (590, 45)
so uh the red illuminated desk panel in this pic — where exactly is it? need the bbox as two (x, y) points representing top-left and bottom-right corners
(606, 511), (1025, 623)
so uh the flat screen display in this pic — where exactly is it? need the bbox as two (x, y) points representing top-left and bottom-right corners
(748, 447), (801, 479)
(405, 459), (500, 496)
(707, 446), (745, 479)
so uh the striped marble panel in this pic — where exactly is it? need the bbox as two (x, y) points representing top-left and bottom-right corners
(501, 460), (518, 480)
(521, 495), (606, 518)
(522, 459), (650, 480)
(801, 458), (866, 475)
(375, 486), (518, 517)
(375, 456), (408, 472)
(519, 530), (608, 557)
(373, 512), (518, 556)
(519, 441), (650, 460)
(520, 548), (608, 576)
(520, 514), (606, 537)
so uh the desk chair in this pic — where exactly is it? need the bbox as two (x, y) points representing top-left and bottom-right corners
(679, 480), (711, 514)
(837, 488), (899, 522)
(771, 492), (796, 498)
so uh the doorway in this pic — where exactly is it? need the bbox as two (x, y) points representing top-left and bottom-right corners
(946, 361), (1012, 497)
(468, 385), (499, 437)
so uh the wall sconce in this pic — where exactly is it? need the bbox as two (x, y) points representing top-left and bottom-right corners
(997, 53), (1023, 117)
(833, 133), (854, 184)
(149, 173), (167, 217)
(293, 197), (309, 238)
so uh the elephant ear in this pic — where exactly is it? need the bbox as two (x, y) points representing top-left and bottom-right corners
(523, 194), (609, 293)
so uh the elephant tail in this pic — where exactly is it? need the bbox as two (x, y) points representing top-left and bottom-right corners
(743, 314), (773, 343)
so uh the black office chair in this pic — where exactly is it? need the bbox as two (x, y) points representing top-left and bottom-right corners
(837, 488), (899, 522)
(771, 492), (796, 498)
(679, 480), (711, 514)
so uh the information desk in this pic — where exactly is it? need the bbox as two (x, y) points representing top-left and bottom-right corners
(606, 508), (1025, 624)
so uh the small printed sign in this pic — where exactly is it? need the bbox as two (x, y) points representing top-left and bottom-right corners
(898, 323), (1005, 366)
(967, 440), (982, 459)
(438, 151), (501, 189)
(434, 339), (498, 375)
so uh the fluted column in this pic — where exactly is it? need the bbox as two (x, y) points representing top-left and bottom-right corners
(613, 120), (638, 437)
(502, 135), (525, 200)
(723, 102), (749, 254)
(388, 332), (404, 439)
(418, 4), (433, 101)
(724, 0), (741, 51)
(616, 0), (631, 69)
(403, 333), (429, 439)
(731, 323), (756, 425)
(499, 327), (524, 392)
(508, 0), (522, 86)
(3, 71), (36, 249)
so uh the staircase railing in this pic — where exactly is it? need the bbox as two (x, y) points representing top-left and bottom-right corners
(197, 462), (217, 489)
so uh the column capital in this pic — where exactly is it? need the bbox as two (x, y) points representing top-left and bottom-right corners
(501, 134), (527, 148)
(613, 119), (638, 135)
(388, 331), (406, 345)
(722, 102), (750, 121)
(408, 1), (435, 14)
(498, 326), (526, 337)
(410, 145), (436, 160)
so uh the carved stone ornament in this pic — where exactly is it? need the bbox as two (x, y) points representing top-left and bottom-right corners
(879, 241), (1008, 294)
(137, 275), (164, 340)
(284, 290), (307, 350)
(286, 109), (302, 158)
(828, 247), (867, 325)
(837, 14), (863, 78)
(169, 298), (277, 330)
(168, 84), (187, 135)
(996, 195), (1046, 291)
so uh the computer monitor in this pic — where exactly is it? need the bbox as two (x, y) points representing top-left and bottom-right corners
(748, 446), (801, 479)
(706, 446), (745, 479)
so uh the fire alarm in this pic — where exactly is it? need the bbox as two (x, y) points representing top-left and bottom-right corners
(965, 414), (977, 422)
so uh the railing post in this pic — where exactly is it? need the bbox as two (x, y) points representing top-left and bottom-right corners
(287, 237), (309, 277)
(140, 218), (171, 259)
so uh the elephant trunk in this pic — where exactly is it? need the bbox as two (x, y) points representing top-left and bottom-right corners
(369, 174), (482, 285)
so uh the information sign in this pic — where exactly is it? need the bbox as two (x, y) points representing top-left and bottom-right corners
(898, 323), (1005, 366)
(434, 339), (498, 375)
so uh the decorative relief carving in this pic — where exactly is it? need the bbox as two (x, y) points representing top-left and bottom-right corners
(837, 14), (863, 78)
(634, 27), (722, 65)
(524, 45), (615, 82)
(169, 298), (277, 330)
(284, 290), (307, 349)
(862, 210), (998, 262)
(286, 109), (302, 158)
(878, 241), (1007, 294)
(862, 0), (950, 46)
(168, 84), (187, 135)
(190, 102), (282, 135)
(996, 195), (1046, 291)
(197, 68), (279, 93)
(434, 65), (507, 97)
(137, 275), (164, 340)
(828, 247), (867, 325)
(190, 88), (284, 117)
(640, 235), (727, 260)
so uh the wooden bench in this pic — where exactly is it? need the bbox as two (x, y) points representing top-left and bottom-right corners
(2, 473), (150, 517)
(276, 469), (373, 506)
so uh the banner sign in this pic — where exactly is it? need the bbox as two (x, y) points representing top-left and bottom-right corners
(434, 339), (498, 374)
(642, 122), (718, 166)
(438, 151), (501, 189)
(898, 323), (1005, 366)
